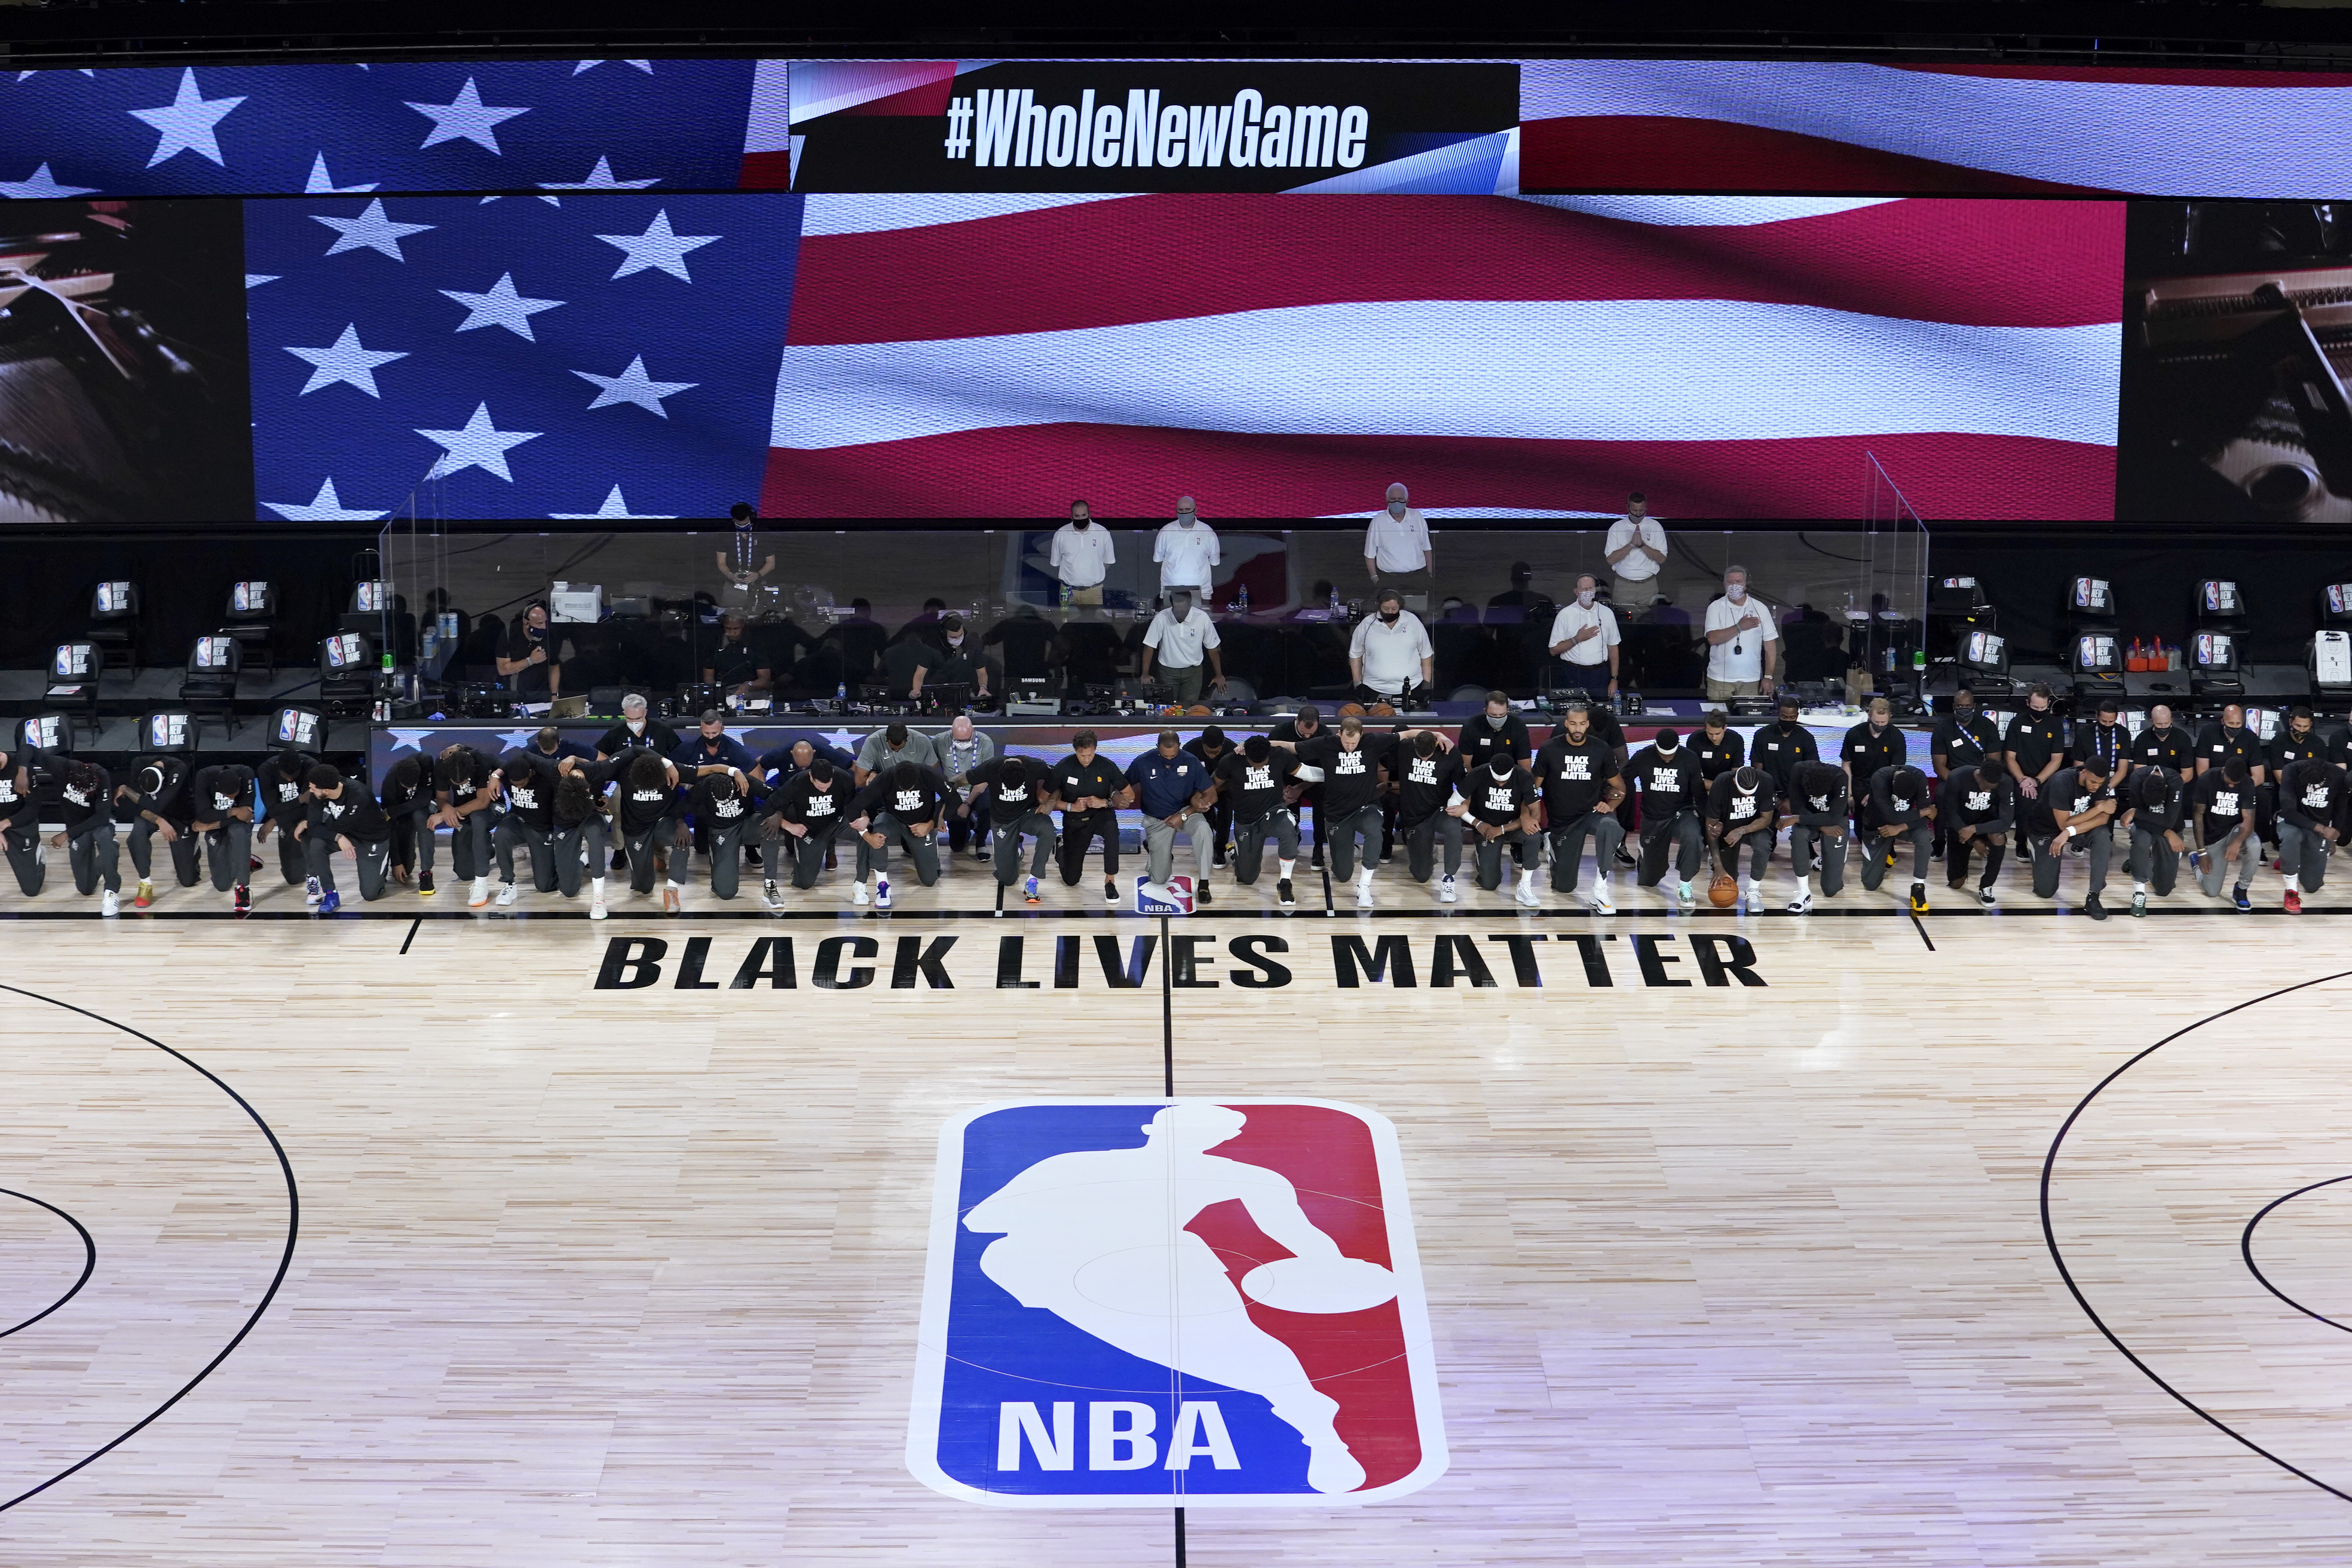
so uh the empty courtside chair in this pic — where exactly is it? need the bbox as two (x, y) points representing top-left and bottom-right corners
(87, 579), (140, 676)
(179, 634), (244, 744)
(47, 640), (103, 742)
(220, 580), (278, 680)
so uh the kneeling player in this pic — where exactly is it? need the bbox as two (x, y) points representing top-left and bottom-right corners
(2189, 757), (2256, 909)
(2124, 764), (2186, 917)
(1941, 760), (2013, 906)
(685, 765), (767, 904)
(1859, 762), (1936, 913)
(1463, 751), (1541, 906)
(765, 755), (858, 897)
(118, 755), (198, 907)
(849, 760), (948, 908)
(0, 748), (41, 898)
(548, 765), (614, 918)
(1781, 760), (1850, 914)
(2026, 757), (2116, 918)
(1631, 727), (1704, 905)
(1216, 736), (1301, 908)
(1391, 730), (1465, 901)
(1704, 764), (1777, 914)
(2276, 752), (2347, 914)
(966, 754), (1058, 904)
(304, 766), (393, 911)
(1534, 701), (1625, 914)
(32, 750), (120, 915)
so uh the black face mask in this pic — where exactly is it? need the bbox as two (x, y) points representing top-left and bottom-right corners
(1380, 612), (1400, 624)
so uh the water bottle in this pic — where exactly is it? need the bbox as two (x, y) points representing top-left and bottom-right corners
(1237, 581), (1248, 613)
(836, 681), (848, 703)
(1328, 583), (1342, 614)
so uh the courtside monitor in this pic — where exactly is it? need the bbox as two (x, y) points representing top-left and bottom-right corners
(2071, 577), (2114, 615)
(2073, 632), (2120, 675)
(320, 633), (370, 673)
(2195, 632), (2240, 672)
(1962, 629), (2009, 676)
(20, 714), (65, 751)
(143, 712), (194, 753)
(274, 706), (324, 749)
(2199, 580), (2243, 617)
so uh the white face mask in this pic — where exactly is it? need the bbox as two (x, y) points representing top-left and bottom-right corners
(1726, 583), (1747, 602)
(626, 718), (645, 733)
(947, 634), (964, 648)
(1576, 589), (1595, 608)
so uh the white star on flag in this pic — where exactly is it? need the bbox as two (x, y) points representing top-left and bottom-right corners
(821, 730), (863, 753)
(385, 729), (439, 754)
(128, 68), (246, 169)
(313, 198), (436, 261)
(594, 209), (719, 283)
(572, 354), (697, 417)
(574, 60), (654, 74)
(416, 402), (541, 481)
(405, 77), (530, 154)
(537, 156), (659, 194)
(438, 272), (565, 339)
(550, 483), (676, 519)
(286, 323), (409, 398)
(495, 727), (543, 751)
(262, 478), (389, 522)
(305, 152), (378, 194)
(245, 274), (279, 289)
(0, 163), (98, 199)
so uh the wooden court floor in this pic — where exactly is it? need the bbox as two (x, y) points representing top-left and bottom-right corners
(2, 899), (2350, 1564)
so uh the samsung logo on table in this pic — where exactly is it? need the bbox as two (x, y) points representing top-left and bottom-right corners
(950, 88), (1370, 171)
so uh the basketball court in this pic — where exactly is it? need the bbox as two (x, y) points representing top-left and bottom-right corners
(4, 880), (2349, 1564)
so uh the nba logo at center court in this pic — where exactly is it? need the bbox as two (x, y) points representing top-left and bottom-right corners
(908, 1099), (1446, 1507)
(1134, 874), (1195, 914)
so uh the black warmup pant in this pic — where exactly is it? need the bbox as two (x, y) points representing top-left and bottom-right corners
(307, 832), (392, 901)
(991, 813), (1056, 885)
(1326, 806), (1383, 880)
(1232, 808), (1300, 884)
(857, 814), (942, 886)
(620, 813), (679, 894)
(947, 791), (983, 853)
(127, 818), (201, 887)
(787, 823), (841, 889)
(1401, 811), (1463, 883)
(1472, 826), (1536, 889)
(2278, 822), (2332, 891)
(1789, 824), (1848, 895)
(267, 817), (308, 884)
(2, 819), (45, 896)
(2129, 825), (2180, 895)
(449, 808), (502, 881)
(390, 800), (437, 877)
(550, 817), (610, 898)
(496, 816), (559, 892)
(2031, 828), (2111, 901)
(1547, 809), (1623, 894)
(1058, 807), (1121, 883)
(1860, 822), (1931, 890)
(68, 821), (121, 895)
(1946, 831), (2007, 890)
(1637, 810), (1702, 887)
(1714, 826), (1773, 882)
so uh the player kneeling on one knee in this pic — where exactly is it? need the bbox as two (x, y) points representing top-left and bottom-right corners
(1859, 761), (1936, 915)
(1214, 735), (1303, 908)
(2122, 764), (2188, 917)
(849, 760), (950, 909)
(303, 766), (393, 912)
(764, 755), (856, 899)
(2025, 756), (2116, 919)
(1535, 700), (1625, 914)
(1704, 764), (1776, 915)
(1940, 760), (2013, 907)
(964, 753), (1058, 905)
(2274, 752), (2347, 915)
(1465, 750), (1541, 906)
(1780, 759), (1850, 914)
(2189, 757), (2257, 909)
(1630, 727), (1704, 906)
(117, 755), (201, 908)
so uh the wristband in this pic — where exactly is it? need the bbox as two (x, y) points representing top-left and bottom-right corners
(2063, 825), (2075, 838)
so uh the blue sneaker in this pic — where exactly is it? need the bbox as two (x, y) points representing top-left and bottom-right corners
(1024, 875), (1040, 905)
(2231, 884), (2251, 911)
(2186, 850), (2204, 873)
(317, 889), (341, 915)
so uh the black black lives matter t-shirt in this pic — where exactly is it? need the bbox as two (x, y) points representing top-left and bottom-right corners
(1633, 745), (1703, 817)
(261, 754), (318, 826)
(2191, 768), (2253, 837)
(1786, 761), (1849, 826)
(1689, 728), (1745, 782)
(774, 769), (858, 831)
(309, 786), (391, 843)
(498, 751), (561, 832)
(1296, 733), (1388, 818)
(2027, 765), (2109, 835)
(690, 771), (765, 831)
(2280, 760), (2348, 832)
(852, 765), (950, 825)
(189, 764), (256, 828)
(1533, 733), (1618, 820)
(1213, 749), (1297, 826)
(379, 755), (435, 814)
(1054, 754), (1127, 810)
(607, 762), (681, 835)
(969, 756), (1049, 826)
(1390, 746), (1463, 827)
(1941, 773), (2013, 831)
(2130, 769), (2186, 834)
(1861, 764), (1933, 829)
(1705, 771), (1776, 833)
(1464, 763), (1535, 829)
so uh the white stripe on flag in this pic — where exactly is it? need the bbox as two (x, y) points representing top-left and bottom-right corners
(1520, 60), (2352, 194)
(771, 298), (2119, 449)
(1512, 195), (1900, 226)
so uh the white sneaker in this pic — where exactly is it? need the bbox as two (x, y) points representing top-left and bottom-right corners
(1514, 879), (1541, 908)
(494, 882), (519, 906)
(852, 881), (871, 905)
(875, 875), (893, 910)
(467, 876), (489, 908)
(100, 887), (119, 918)
(590, 893), (608, 920)
(1587, 886), (1616, 915)
(304, 875), (323, 906)
(1438, 875), (1458, 904)
(1355, 875), (1374, 909)
(1677, 880), (1695, 907)
(1786, 893), (1813, 914)
(762, 880), (782, 909)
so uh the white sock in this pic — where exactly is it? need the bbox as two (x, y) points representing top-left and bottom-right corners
(1737, 874), (1753, 895)
(1357, 866), (1372, 884)
(667, 878), (684, 890)
(1798, 874), (1814, 898)
(2134, 880), (2148, 893)
(1517, 869), (1533, 887)
(2286, 874), (2301, 892)
(1677, 879), (1691, 896)
(591, 877), (606, 897)
(1278, 858), (1294, 878)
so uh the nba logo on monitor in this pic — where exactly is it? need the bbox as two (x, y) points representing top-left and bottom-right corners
(908, 1099), (1446, 1508)
(1135, 874), (1195, 915)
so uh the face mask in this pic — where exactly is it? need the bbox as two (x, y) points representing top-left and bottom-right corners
(1726, 584), (1746, 603)
(627, 718), (645, 733)
(1177, 511), (1195, 523)
(1380, 611), (1399, 624)
(1576, 590), (1595, 607)
(1388, 501), (1405, 519)
(1488, 711), (1506, 726)
(947, 635), (964, 648)
(1955, 708), (1974, 721)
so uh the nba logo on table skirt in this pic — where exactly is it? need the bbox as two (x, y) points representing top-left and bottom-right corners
(908, 1098), (1446, 1507)
(1135, 874), (1195, 915)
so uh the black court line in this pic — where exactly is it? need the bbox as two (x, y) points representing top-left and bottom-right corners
(1154, 912), (1186, 1567)
(2041, 968), (2352, 1505)
(1910, 914), (1936, 951)
(8, 903), (2345, 923)
(0, 984), (299, 1514)
(2240, 1174), (2352, 1336)
(1319, 865), (1333, 915)
(0, 1187), (94, 1340)
(399, 916), (421, 955)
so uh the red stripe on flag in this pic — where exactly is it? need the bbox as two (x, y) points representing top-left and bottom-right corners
(762, 427), (2116, 522)
(1518, 115), (2109, 196)
(736, 149), (791, 191)
(785, 194), (2123, 346)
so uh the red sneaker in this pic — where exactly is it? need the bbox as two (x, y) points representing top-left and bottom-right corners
(2285, 889), (2304, 914)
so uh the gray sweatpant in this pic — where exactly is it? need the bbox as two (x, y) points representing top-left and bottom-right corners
(1790, 824), (1848, 895)
(550, 817), (610, 898)
(1547, 809), (1622, 894)
(307, 832), (391, 901)
(128, 817), (201, 887)
(68, 821), (120, 895)
(2031, 828), (2110, 901)
(2195, 829), (2253, 896)
(1714, 825), (1773, 883)
(497, 816), (559, 892)
(991, 813), (1056, 885)
(1144, 813), (1215, 885)
(2278, 821), (2333, 891)
(1326, 806), (1383, 880)
(858, 814), (942, 886)
(1860, 821), (1931, 890)
(1402, 811), (1464, 883)
(4, 820), (45, 896)
(202, 820), (252, 891)
(2129, 825), (2180, 895)
(1232, 808), (1299, 885)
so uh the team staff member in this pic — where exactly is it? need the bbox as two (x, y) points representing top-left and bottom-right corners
(1689, 712), (1745, 785)
(1364, 483), (1435, 607)
(1781, 759), (1851, 913)
(1183, 727), (1238, 865)
(1391, 730), (1466, 902)
(1348, 591), (1433, 706)
(964, 754), (1058, 904)
(491, 747), (564, 906)
(1631, 727), (1705, 904)
(118, 756), (197, 906)
(1930, 690), (2002, 860)
(1139, 590), (1226, 706)
(1457, 692), (1532, 775)
(0, 748), (41, 898)
(1546, 574), (1621, 697)
(1215, 736), (1301, 908)
(1463, 752), (1541, 906)
(684, 765), (766, 904)
(1751, 693), (1820, 801)
(765, 755), (857, 896)
(2026, 755), (2117, 918)
(1941, 760), (2014, 905)
(1126, 731), (1218, 905)
(938, 716), (997, 861)
(2072, 698), (2133, 792)
(2004, 682), (2068, 810)
(187, 760), (258, 911)
(2276, 751), (2345, 914)
(2123, 764), (2187, 917)
(1840, 697), (1907, 809)
(2134, 703), (2194, 781)
(430, 743), (504, 908)
(496, 600), (561, 699)
(2194, 703), (2265, 786)
(30, 750), (120, 915)
(1858, 763), (1936, 912)
(1048, 500), (1115, 608)
(1281, 715), (1390, 908)
(1704, 764), (1777, 914)
(1535, 700), (1625, 913)
(2189, 757), (2258, 907)
(255, 748), (318, 895)
(596, 695), (679, 762)
(1054, 732), (1128, 902)
(847, 761), (948, 908)
(1701, 566), (1777, 702)
(303, 765), (393, 912)
(379, 753), (438, 894)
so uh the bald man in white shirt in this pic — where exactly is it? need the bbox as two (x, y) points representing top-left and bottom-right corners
(1547, 572), (1621, 698)
(1154, 497), (1221, 604)
(1364, 483), (1434, 612)
(1604, 492), (1667, 587)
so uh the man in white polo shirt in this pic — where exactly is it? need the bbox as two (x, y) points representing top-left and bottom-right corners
(1702, 564), (1778, 702)
(1048, 500), (1116, 608)
(1604, 492), (1667, 588)
(1140, 589), (1226, 706)
(1350, 589), (1434, 706)
(1363, 483), (1434, 611)
(1547, 572), (1621, 697)
(1153, 497), (1220, 604)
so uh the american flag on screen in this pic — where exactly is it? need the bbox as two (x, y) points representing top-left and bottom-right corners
(1519, 60), (2352, 196)
(761, 193), (2123, 521)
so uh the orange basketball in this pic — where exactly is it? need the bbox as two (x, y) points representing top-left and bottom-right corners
(1338, 702), (1367, 718)
(1708, 874), (1740, 907)
(1368, 702), (1396, 717)
(1186, 705), (1212, 715)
